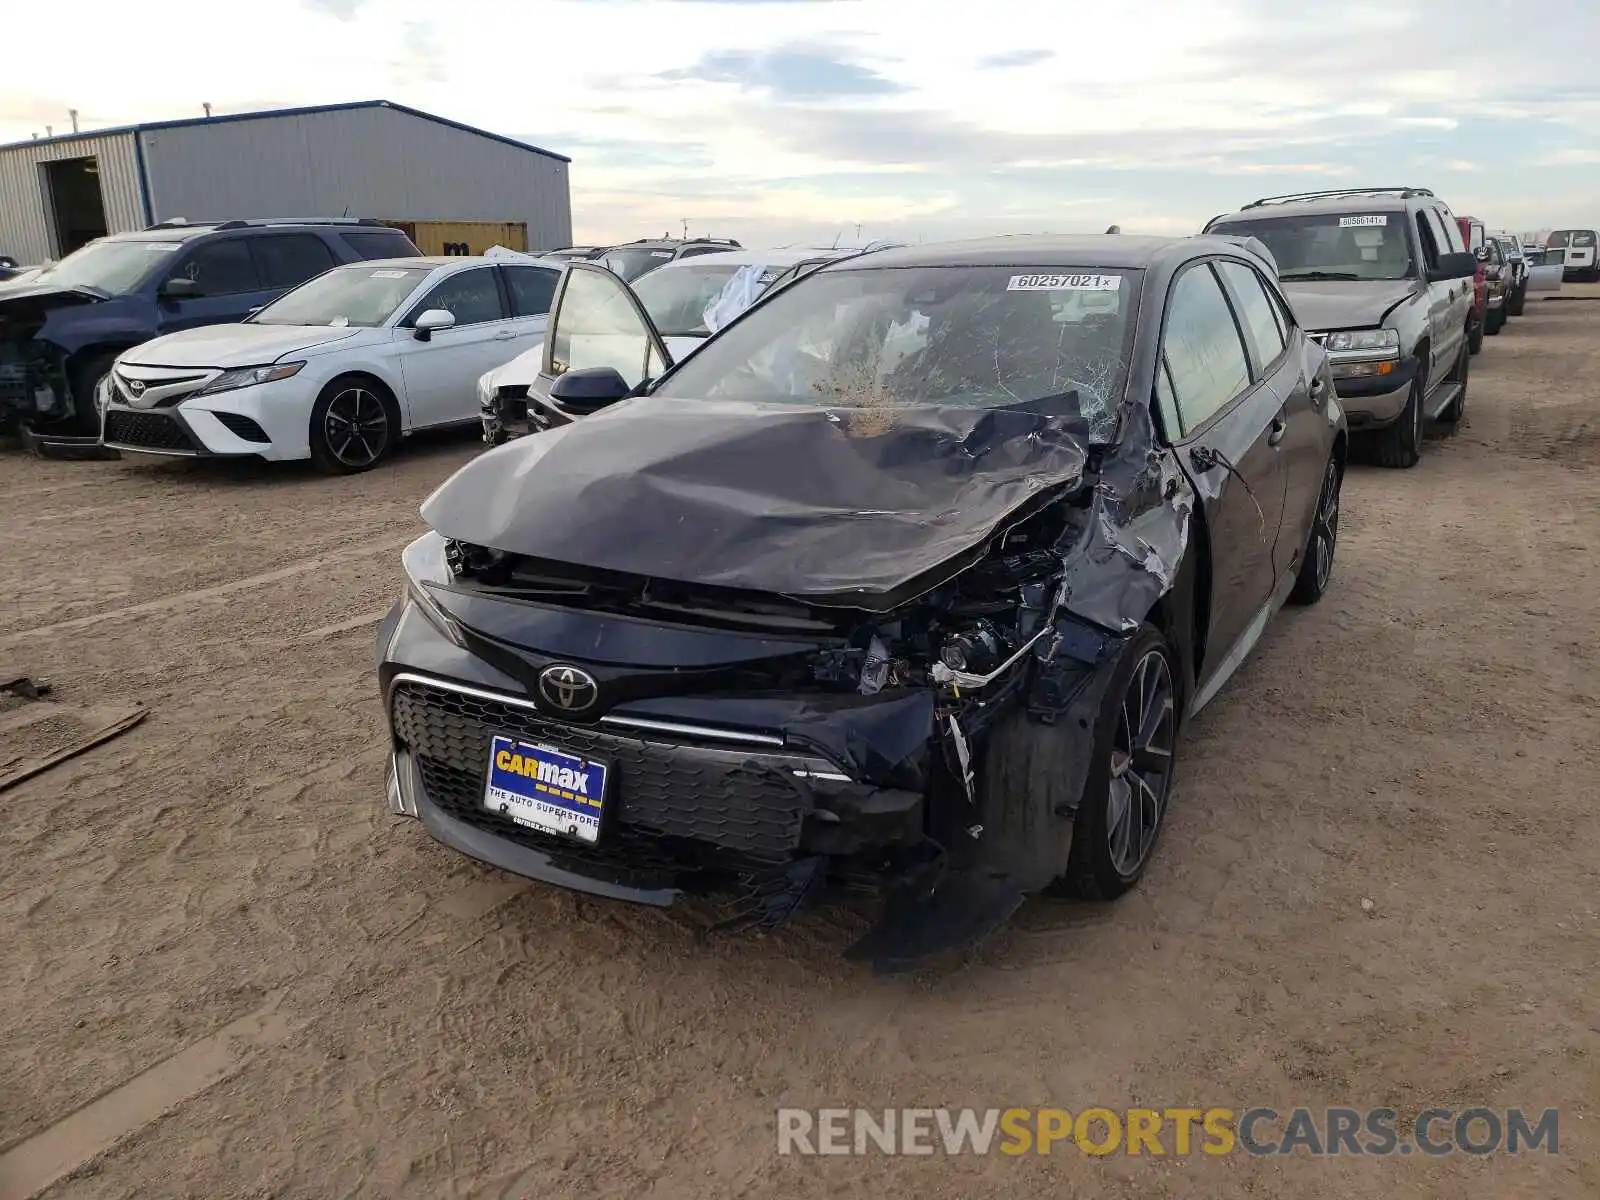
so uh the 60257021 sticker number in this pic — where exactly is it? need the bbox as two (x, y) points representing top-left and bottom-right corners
(1007, 273), (1121, 292)
(1339, 215), (1388, 228)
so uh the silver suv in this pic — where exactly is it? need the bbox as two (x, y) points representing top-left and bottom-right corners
(1205, 187), (1477, 469)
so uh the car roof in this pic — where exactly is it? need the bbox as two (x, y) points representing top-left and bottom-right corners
(647, 247), (835, 271)
(1215, 194), (1418, 220)
(332, 255), (479, 271)
(107, 222), (378, 243)
(827, 234), (1228, 272)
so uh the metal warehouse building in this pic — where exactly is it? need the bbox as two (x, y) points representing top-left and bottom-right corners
(0, 100), (572, 265)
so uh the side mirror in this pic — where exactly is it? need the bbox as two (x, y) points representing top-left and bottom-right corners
(1432, 251), (1478, 281)
(161, 277), (201, 298)
(548, 366), (633, 413)
(412, 308), (456, 341)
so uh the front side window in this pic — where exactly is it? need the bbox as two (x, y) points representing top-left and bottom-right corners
(649, 265), (1142, 440)
(1209, 213), (1414, 281)
(178, 240), (260, 295)
(409, 267), (505, 326)
(1161, 264), (1252, 436)
(1217, 261), (1286, 369)
(251, 264), (433, 327)
(548, 266), (668, 388)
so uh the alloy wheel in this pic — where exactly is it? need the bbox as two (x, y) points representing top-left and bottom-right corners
(324, 387), (389, 468)
(1105, 649), (1176, 877)
(1312, 459), (1340, 591)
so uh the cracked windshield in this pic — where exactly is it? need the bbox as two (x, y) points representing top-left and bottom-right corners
(653, 265), (1139, 439)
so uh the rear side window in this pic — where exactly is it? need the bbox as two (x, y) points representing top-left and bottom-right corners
(252, 234), (337, 289)
(502, 264), (560, 317)
(1217, 261), (1286, 368)
(340, 229), (422, 260)
(178, 239), (260, 295)
(1161, 263), (1252, 435)
(1436, 210), (1466, 254)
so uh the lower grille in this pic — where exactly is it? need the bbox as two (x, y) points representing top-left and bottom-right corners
(104, 409), (197, 452)
(213, 411), (271, 443)
(389, 679), (813, 865)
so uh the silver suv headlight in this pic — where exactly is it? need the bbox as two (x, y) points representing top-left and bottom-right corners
(1324, 329), (1399, 353)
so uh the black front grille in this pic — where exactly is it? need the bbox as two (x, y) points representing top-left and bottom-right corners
(104, 409), (197, 452)
(390, 680), (811, 865)
(213, 411), (270, 443)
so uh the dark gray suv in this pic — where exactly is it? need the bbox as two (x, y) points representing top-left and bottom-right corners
(1205, 187), (1477, 468)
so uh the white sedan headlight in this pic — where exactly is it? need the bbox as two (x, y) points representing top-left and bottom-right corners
(195, 361), (305, 396)
(1324, 329), (1399, 354)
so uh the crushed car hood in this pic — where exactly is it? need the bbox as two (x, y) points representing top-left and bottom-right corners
(0, 281), (106, 326)
(422, 395), (1090, 608)
(123, 323), (364, 367)
(1279, 279), (1421, 332)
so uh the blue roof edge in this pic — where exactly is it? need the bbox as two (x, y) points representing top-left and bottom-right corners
(0, 99), (571, 164)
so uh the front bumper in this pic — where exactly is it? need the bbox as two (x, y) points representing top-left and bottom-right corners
(1329, 353), (1417, 428)
(101, 374), (316, 460)
(377, 601), (930, 909)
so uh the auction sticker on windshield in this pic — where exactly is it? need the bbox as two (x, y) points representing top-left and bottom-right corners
(484, 735), (607, 843)
(1339, 216), (1388, 228)
(371, 269), (410, 278)
(1008, 273), (1120, 291)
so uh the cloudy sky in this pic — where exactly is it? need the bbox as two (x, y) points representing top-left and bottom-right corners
(3, 0), (1597, 245)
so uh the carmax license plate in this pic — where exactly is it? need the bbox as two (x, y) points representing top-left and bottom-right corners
(484, 735), (607, 844)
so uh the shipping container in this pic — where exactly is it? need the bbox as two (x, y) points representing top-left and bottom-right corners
(387, 220), (529, 256)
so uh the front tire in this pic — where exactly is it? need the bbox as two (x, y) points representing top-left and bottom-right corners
(1467, 319), (1484, 356)
(1061, 624), (1180, 901)
(1507, 284), (1527, 317)
(1486, 306), (1504, 335)
(66, 351), (117, 437)
(308, 376), (397, 475)
(1374, 372), (1424, 469)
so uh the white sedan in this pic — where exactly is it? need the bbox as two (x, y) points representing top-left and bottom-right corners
(101, 255), (562, 472)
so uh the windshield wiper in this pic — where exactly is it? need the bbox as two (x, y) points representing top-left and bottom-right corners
(1279, 270), (1363, 282)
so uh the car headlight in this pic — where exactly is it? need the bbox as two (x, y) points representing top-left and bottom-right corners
(1324, 329), (1399, 354)
(401, 532), (465, 647)
(194, 361), (305, 396)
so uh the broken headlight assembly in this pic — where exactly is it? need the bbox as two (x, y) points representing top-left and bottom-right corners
(401, 533), (466, 648)
(1323, 327), (1400, 381)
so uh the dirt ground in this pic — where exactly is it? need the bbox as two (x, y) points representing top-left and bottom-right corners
(1, 295), (1597, 1200)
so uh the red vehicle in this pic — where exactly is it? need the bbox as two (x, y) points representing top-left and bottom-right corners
(1457, 215), (1487, 354)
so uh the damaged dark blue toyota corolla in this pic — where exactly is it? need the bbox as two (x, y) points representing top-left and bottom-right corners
(376, 235), (1346, 971)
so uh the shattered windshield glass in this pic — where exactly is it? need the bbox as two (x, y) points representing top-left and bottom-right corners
(1209, 213), (1414, 281)
(651, 265), (1140, 440)
(35, 238), (181, 295)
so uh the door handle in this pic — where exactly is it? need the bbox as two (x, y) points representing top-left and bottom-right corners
(1268, 412), (1288, 446)
(493, 329), (516, 340)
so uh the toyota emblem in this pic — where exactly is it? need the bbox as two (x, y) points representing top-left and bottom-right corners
(127, 379), (146, 396)
(538, 665), (598, 713)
